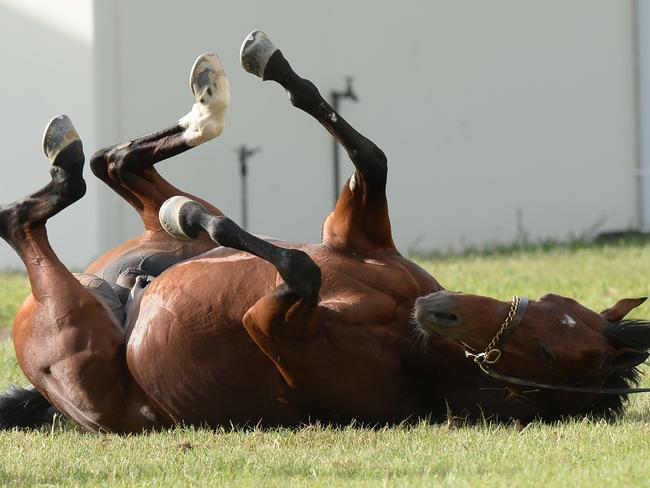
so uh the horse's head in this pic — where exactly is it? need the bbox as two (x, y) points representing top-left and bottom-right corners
(414, 291), (650, 415)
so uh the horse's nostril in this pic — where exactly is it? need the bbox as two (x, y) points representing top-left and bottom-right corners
(429, 311), (457, 322)
(423, 310), (460, 328)
(414, 293), (461, 328)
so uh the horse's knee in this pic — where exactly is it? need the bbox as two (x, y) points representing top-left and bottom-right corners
(207, 216), (321, 297)
(279, 249), (321, 299)
(205, 215), (239, 248)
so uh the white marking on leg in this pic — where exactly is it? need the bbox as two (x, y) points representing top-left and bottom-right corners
(329, 112), (338, 123)
(159, 196), (194, 240)
(179, 53), (230, 147)
(561, 314), (576, 328)
(349, 173), (357, 192)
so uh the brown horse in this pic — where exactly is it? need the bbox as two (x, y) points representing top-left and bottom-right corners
(1, 31), (649, 433)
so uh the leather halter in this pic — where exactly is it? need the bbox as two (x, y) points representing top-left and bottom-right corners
(464, 296), (650, 395)
(465, 296), (529, 366)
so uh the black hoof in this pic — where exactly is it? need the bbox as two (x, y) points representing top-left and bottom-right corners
(42, 115), (84, 174)
(240, 30), (278, 79)
(189, 53), (226, 104)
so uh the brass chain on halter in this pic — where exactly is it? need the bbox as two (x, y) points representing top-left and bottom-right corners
(467, 296), (521, 365)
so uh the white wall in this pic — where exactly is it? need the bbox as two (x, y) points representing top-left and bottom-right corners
(96, 0), (639, 256)
(0, 0), (641, 270)
(0, 0), (100, 269)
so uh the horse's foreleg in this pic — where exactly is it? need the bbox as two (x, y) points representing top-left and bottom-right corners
(241, 31), (393, 252)
(159, 196), (321, 299)
(1, 117), (163, 433)
(159, 196), (321, 385)
(241, 285), (321, 388)
(90, 53), (229, 233)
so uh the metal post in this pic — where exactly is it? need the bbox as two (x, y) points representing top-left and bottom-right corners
(635, 0), (650, 231)
(330, 77), (358, 208)
(235, 145), (260, 231)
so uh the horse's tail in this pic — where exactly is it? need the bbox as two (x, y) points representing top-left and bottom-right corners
(0, 385), (57, 429)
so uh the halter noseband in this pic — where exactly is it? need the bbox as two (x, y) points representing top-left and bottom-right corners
(465, 296), (530, 366)
(464, 296), (650, 395)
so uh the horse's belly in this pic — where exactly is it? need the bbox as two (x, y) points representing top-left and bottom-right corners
(125, 262), (299, 426)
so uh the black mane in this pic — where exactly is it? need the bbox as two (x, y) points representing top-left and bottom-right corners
(583, 320), (650, 418)
(604, 320), (650, 350)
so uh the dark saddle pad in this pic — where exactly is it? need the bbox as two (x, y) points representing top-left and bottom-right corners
(77, 249), (200, 327)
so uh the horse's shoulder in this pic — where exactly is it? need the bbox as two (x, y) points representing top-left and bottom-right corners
(315, 249), (437, 297)
(306, 249), (439, 328)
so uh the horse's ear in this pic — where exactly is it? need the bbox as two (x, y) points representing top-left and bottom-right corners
(601, 297), (647, 323)
(605, 348), (649, 369)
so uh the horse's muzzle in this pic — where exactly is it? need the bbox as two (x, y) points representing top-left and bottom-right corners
(414, 291), (462, 330)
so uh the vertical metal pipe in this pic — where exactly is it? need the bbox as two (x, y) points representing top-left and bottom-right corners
(241, 157), (248, 230)
(236, 145), (259, 231)
(330, 78), (358, 209)
(636, 0), (650, 230)
(331, 93), (340, 209)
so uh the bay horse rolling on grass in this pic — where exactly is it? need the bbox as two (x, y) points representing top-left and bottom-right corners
(2, 31), (650, 433)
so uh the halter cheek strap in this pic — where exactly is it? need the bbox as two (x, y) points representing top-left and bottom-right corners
(464, 296), (650, 395)
(466, 296), (530, 365)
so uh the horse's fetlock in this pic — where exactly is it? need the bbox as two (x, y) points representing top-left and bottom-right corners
(89, 149), (110, 178)
(66, 178), (87, 201)
(208, 216), (238, 247)
(198, 119), (224, 142)
(289, 79), (319, 111)
(106, 160), (119, 181)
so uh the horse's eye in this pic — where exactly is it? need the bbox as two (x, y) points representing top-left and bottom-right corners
(538, 345), (554, 362)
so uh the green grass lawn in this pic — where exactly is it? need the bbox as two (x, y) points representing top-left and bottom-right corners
(2, 239), (650, 487)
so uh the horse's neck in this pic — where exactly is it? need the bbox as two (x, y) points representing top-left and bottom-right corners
(423, 337), (557, 422)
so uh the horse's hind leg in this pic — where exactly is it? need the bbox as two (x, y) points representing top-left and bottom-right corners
(90, 53), (229, 233)
(1, 117), (161, 433)
(1, 115), (87, 235)
(241, 31), (393, 253)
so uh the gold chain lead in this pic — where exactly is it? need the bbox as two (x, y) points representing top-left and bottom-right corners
(476, 296), (520, 365)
